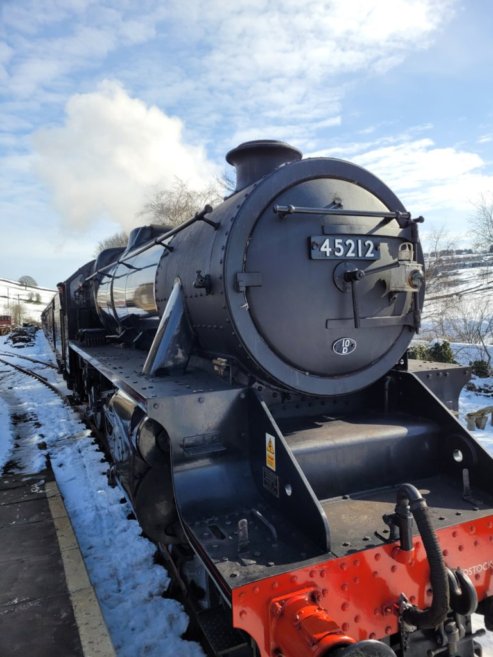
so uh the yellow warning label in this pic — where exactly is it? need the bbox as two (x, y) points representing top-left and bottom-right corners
(266, 433), (276, 471)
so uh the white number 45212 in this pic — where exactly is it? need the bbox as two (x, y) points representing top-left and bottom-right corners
(318, 237), (377, 259)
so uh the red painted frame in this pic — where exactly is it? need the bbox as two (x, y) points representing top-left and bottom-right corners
(232, 517), (493, 657)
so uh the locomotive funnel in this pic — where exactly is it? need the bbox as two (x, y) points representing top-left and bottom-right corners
(226, 139), (302, 192)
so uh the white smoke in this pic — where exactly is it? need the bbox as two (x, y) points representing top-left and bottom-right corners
(33, 81), (219, 231)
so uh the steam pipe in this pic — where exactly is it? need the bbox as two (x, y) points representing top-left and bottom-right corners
(396, 484), (450, 629)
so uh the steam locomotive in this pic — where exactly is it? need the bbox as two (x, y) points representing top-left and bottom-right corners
(42, 140), (493, 657)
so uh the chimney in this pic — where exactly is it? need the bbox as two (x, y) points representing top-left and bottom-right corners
(226, 140), (302, 193)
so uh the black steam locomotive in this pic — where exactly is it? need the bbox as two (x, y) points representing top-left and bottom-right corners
(43, 140), (493, 657)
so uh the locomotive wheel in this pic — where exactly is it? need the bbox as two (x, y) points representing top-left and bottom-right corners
(88, 385), (104, 432)
(330, 640), (397, 657)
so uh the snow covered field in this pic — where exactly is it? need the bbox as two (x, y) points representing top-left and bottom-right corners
(0, 331), (492, 655)
(421, 264), (493, 349)
(0, 278), (55, 324)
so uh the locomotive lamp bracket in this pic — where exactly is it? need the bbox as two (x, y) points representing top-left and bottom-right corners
(388, 243), (424, 293)
(193, 270), (212, 294)
(339, 243), (422, 295)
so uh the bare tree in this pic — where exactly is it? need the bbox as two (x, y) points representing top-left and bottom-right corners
(11, 302), (24, 326)
(18, 275), (38, 287)
(471, 193), (493, 251)
(220, 170), (236, 195)
(427, 295), (493, 366)
(422, 226), (455, 295)
(94, 179), (224, 256)
(95, 231), (129, 256)
(139, 179), (223, 227)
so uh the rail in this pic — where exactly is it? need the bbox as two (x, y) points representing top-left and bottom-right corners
(0, 351), (57, 370)
(0, 357), (66, 399)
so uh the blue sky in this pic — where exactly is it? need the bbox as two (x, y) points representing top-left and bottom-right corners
(1, 0), (492, 288)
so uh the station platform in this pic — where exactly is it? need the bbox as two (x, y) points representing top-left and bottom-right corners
(0, 466), (116, 657)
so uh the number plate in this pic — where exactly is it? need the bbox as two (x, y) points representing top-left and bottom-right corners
(310, 236), (380, 260)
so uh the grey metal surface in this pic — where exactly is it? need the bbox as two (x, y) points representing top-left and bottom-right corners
(322, 474), (493, 557)
(408, 359), (472, 411)
(70, 342), (233, 407)
(74, 148), (425, 397)
(279, 411), (442, 499)
(221, 157), (424, 395)
(196, 606), (248, 655)
(186, 504), (323, 588)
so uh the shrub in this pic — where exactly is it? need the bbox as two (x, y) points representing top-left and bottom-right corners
(408, 344), (430, 360)
(469, 360), (491, 378)
(428, 341), (456, 363)
(408, 340), (456, 364)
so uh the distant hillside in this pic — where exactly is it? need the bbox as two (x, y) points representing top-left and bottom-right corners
(0, 278), (55, 325)
(419, 251), (493, 359)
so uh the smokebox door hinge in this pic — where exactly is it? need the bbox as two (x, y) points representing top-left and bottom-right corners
(235, 272), (263, 292)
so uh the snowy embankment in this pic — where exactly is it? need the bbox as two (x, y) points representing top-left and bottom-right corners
(0, 332), (492, 655)
(0, 332), (203, 657)
(0, 277), (55, 324)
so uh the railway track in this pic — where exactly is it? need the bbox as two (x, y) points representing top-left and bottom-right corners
(0, 356), (65, 398)
(0, 350), (58, 370)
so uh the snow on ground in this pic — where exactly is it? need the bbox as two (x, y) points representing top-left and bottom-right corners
(459, 381), (493, 654)
(0, 394), (13, 469)
(0, 332), (203, 657)
(1, 332), (493, 655)
(450, 342), (493, 366)
(421, 264), (493, 342)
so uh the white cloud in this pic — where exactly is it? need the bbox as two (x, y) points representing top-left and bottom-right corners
(124, 0), (453, 146)
(478, 134), (493, 145)
(4, 2), (167, 98)
(166, 0), (454, 83)
(1, 0), (476, 284)
(3, 0), (455, 136)
(32, 82), (219, 231)
(352, 139), (483, 188)
(313, 135), (493, 231)
(0, 41), (13, 80)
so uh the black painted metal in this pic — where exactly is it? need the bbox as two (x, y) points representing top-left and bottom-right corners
(331, 640), (397, 657)
(142, 278), (193, 375)
(226, 139), (302, 192)
(408, 359), (472, 411)
(274, 204), (412, 224)
(150, 155), (424, 395)
(42, 139), (493, 657)
(67, 143), (424, 397)
(150, 386), (330, 558)
(279, 411), (442, 499)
